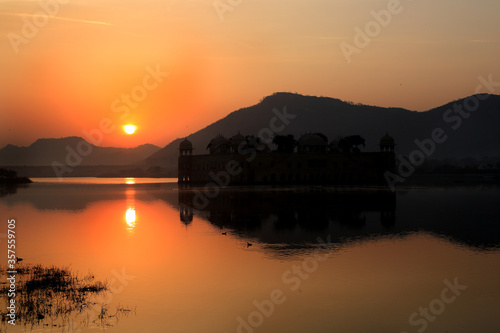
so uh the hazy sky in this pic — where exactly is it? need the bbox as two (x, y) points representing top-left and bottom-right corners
(1, 0), (499, 148)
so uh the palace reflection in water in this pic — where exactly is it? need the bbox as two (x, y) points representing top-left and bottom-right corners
(176, 185), (500, 250)
(2, 180), (499, 250)
(178, 189), (397, 250)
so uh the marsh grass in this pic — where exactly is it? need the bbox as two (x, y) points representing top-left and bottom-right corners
(0, 264), (135, 330)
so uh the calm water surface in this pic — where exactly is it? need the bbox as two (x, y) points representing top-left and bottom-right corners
(1, 178), (499, 332)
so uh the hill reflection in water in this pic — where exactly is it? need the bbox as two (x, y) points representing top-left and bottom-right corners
(2, 182), (499, 252)
(177, 186), (500, 252)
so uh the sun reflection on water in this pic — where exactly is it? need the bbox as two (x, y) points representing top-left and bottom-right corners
(125, 208), (136, 229)
(125, 189), (136, 232)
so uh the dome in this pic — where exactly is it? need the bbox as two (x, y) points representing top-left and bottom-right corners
(379, 132), (395, 146)
(207, 134), (229, 150)
(298, 133), (327, 148)
(297, 133), (328, 153)
(329, 139), (340, 147)
(179, 138), (193, 150)
(230, 132), (246, 145)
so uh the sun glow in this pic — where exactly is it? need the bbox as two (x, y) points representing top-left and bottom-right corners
(124, 125), (136, 135)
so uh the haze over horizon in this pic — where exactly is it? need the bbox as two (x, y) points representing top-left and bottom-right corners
(1, 0), (499, 148)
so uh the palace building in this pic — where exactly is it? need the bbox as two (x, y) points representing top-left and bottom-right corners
(178, 132), (395, 186)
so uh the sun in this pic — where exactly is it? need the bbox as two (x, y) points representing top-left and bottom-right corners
(124, 125), (136, 135)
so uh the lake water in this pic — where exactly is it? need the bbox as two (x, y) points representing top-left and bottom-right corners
(1, 178), (499, 332)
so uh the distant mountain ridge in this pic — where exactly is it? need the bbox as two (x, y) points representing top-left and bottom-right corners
(145, 92), (500, 171)
(0, 136), (160, 166)
(2, 92), (499, 172)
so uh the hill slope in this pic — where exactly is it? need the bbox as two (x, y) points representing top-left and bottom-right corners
(0, 137), (161, 166)
(145, 92), (500, 171)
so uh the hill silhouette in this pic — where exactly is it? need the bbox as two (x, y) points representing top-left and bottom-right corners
(0, 137), (160, 166)
(145, 92), (500, 171)
(1, 93), (498, 174)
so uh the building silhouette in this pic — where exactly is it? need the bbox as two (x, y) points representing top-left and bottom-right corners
(178, 133), (395, 185)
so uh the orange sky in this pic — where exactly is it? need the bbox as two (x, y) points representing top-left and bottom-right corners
(1, 0), (499, 148)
